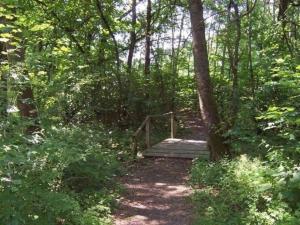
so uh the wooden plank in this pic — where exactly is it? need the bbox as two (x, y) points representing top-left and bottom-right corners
(143, 151), (210, 159)
(154, 141), (207, 146)
(143, 151), (208, 156)
(151, 144), (206, 151)
(150, 144), (207, 151)
(148, 145), (209, 152)
(145, 149), (209, 155)
(143, 152), (195, 158)
(142, 138), (209, 159)
(158, 138), (207, 145)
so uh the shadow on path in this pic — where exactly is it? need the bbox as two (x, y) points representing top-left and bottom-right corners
(114, 158), (194, 225)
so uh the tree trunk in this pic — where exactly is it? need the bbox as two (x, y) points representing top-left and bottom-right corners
(278, 0), (291, 21)
(126, 0), (137, 120)
(0, 14), (7, 119)
(220, 45), (226, 77)
(171, 12), (185, 111)
(189, 0), (229, 160)
(247, 0), (255, 98)
(17, 86), (40, 133)
(227, 0), (241, 128)
(212, 24), (220, 77)
(95, 0), (124, 119)
(0, 41), (7, 118)
(144, 0), (152, 111)
(5, 7), (40, 134)
(171, 12), (176, 111)
(127, 0), (137, 74)
(16, 62), (40, 134)
(153, 32), (166, 110)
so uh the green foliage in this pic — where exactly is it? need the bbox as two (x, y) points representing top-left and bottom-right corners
(191, 156), (300, 225)
(196, 59), (300, 224)
(0, 125), (130, 225)
(1, 0), (299, 224)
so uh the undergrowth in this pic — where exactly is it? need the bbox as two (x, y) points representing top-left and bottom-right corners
(191, 156), (300, 225)
(0, 125), (132, 225)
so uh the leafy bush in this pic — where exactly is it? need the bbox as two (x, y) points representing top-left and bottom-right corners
(224, 64), (300, 158)
(0, 125), (130, 225)
(191, 156), (300, 225)
(192, 64), (300, 225)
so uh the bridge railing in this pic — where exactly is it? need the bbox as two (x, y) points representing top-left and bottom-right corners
(132, 112), (177, 157)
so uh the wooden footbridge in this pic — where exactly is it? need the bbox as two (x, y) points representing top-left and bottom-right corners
(132, 112), (209, 159)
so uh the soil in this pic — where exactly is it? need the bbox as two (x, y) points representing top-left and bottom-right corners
(114, 158), (193, 225)
(113, 112), (206, 225)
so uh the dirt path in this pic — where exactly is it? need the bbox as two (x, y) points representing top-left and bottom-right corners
(114, 158), (193, 225)
(114, 113), (205, 225)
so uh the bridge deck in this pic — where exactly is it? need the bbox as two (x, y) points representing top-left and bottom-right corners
(143, 138), (209, 159)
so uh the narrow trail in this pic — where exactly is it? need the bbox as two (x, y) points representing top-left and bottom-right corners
(114, 158), (193, 225)
(114, 113), (206, 225)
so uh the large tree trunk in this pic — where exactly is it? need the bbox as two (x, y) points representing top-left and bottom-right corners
(189, 0), (229, 160)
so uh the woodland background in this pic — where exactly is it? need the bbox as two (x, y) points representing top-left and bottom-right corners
(0, 0), (299, 224)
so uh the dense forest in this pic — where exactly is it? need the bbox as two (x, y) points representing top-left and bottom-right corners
(0, 0), (299, 224)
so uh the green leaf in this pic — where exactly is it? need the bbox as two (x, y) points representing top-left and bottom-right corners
(30, 23), (52, 32)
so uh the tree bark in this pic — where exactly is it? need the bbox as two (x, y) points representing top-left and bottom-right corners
(127, 0), (137, 74)
(5, 7), (40, 134)
(153, 32), (166, 110)
(227, 0), (241, 128)
(0, 41), (7, 118)
(171, 11), (185, 111)
(95, 0), (120, 72)
(171, 12), (176, 111)
(189, 0), (229, 160)
(278, 0), (291, 21)
(212, 24), (220, 77)
(144, 0), (152, 111)
(15, 59), (40, 134)
(96, 0), (126, 121)
(0, 14), (7, 119)
(247, 0), (255, 98)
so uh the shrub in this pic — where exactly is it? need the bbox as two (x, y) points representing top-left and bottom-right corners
(191, 156), (300, 225)
(0, 125), (130, 225)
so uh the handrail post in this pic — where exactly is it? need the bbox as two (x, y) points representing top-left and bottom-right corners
(170, 112), (176, 138)
(145, 116), (150, 148)
(132, 135), (138, 158)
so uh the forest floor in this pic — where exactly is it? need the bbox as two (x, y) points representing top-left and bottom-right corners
(113, 112), (206, 225)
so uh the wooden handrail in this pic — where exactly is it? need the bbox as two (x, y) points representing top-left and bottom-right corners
(131, 112), (176, 157)
(147, 112), (173, 118)
(132, 116), (150, 137)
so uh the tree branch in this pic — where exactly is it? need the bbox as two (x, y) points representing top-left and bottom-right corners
(33, 0), (86, 54)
